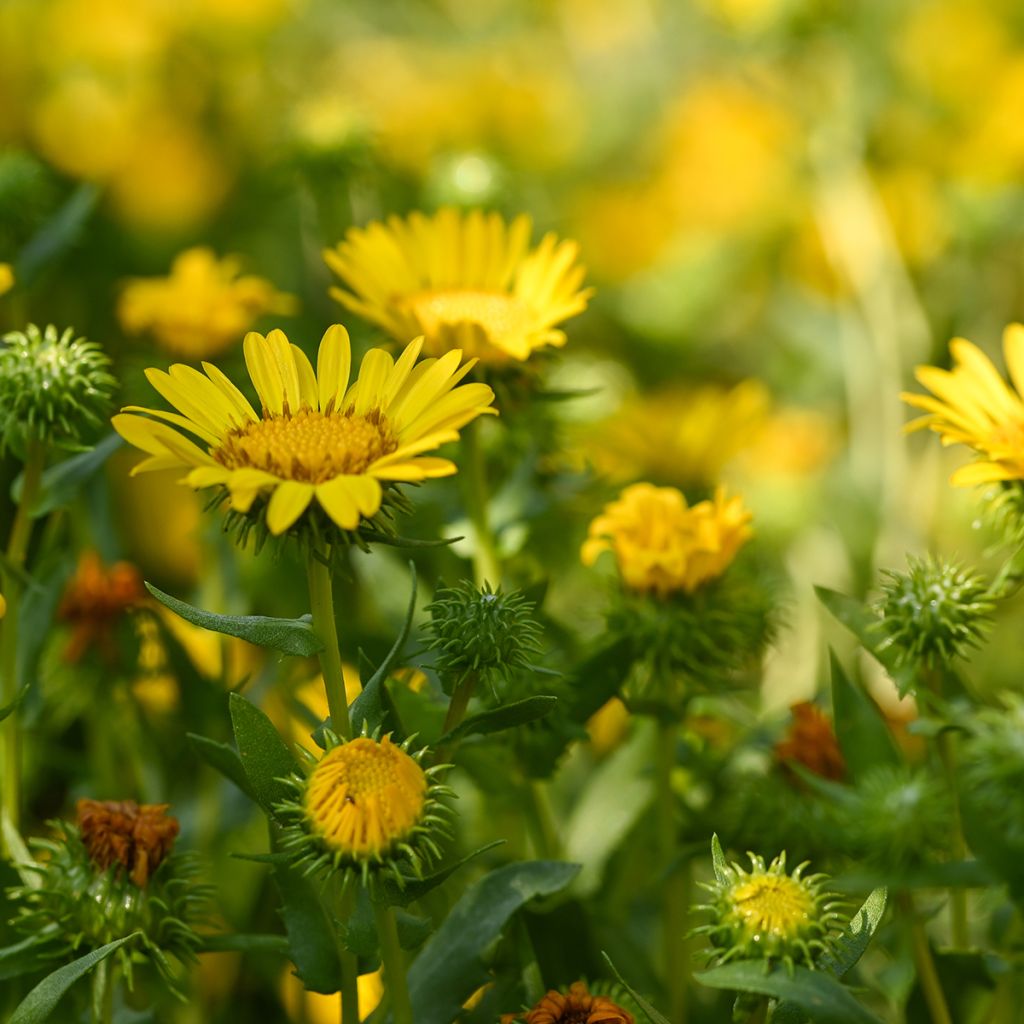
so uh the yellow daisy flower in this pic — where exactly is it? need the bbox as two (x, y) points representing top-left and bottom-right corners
(323, 208), (592, 364)
(111, 324), (496, 536)
(582, 483), (752, 596)
(902, 323), (1024, 485)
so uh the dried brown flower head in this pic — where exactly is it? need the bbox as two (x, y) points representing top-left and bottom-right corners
(525, 982), (635, 1024)
(774, 702), (846, 784)
(76, 799), (180, 887)
(58, 552), (146, 662)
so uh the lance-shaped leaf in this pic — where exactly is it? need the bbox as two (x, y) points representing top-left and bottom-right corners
(829, 650), (899, 782)
(440, 695), (557, 744)
(229, 693), (299, 816)
(187, 733), (254, 800)
(601, 952), (671, 1024)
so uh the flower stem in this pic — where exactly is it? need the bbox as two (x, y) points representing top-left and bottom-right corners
(306, 547), (352, 741)
(374, 902), (413, 1024)
(522, 776), (561, 861)
(656, 719), (687, 1024)
(330, 879), (361, 1024)
(0, 438), (44, 850)
(442, 671), (478, 736)
(461, 420), (500, 587)
(900, 891), (952, 1024)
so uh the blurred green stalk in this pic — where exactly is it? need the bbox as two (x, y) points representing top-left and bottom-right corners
(374, 902), (413, 1024)
(306, 547), (353, 741)
(461, 420), (500, 588)
(0, 438), (44, 849)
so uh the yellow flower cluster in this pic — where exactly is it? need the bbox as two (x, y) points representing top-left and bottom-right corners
(118, 248), (297, 359)
(582, 483), (752, 596)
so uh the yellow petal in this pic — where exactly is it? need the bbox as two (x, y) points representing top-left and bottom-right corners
(244, 332), (284, 415)
(317, 324), (352, 411)
(949, 461), (1019, 486)
(266, 481), (315, 534)
(349, 348), (394, 415)
(316, 475), (382, 529)
(291, 344), (319, 410)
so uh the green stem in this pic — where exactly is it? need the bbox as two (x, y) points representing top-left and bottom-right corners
(522, 776), (561, 861)
(461, 420), (500, 588)
(900, 892), (952, 1024)
(330, 879), (361, 1024)
(90, 957), (113, 1024)
(656, 719), (687, 1024)
(374, 902), (413, 1024)
(442, 672), (478, 736)
(306, 548), (352, 741)
(936, 729), (969, 947)
(1, 439), (45, 850)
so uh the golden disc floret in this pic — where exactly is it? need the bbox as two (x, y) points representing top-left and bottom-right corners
(305, 736), (427, 858)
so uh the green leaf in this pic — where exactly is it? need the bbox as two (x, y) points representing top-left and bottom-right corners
(829, 650), (899, 782)
(229, 693), (299, 816)
(376, 841), (506, 908)
(0, 932), (63, 981)
(12, 433), (122, 518)
(711, 834), (729, 884)
(350, 563), (416, 737)
(274, 864), (341, 994)
(146, 583), (324, 657)
(600, 952), (671, 1024)
(0, 684), (29, 724)
(187, 733), (254, 800)
(15, 183), (99, 285)
(695, 962), (884, 1024)
(399, 861), (580, 1024)
(816, 586), (916, 695)
(10, 933), (138, 1024)
(194, 933), (289, 955)
(441, 695), (557, 744)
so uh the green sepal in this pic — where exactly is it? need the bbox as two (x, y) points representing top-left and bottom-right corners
(229, 693), (300, 817)
(9, 933), (140, 1024)
(694, 961), (884, 1024)
(146, 583), (324, 657)
(440, 695), (557, 744)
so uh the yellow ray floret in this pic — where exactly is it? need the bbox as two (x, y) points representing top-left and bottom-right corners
(323, 208), (593, 364)
(902, 323), (1024, 486)
(304, 736), (427, 858)
(581, 483), (752, 596)
(112, 324), (497, 535)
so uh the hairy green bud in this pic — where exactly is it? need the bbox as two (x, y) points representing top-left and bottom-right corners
(874, 555), (992, 674)
(421, 580), (543, 693)
(0, 324), (116, 454)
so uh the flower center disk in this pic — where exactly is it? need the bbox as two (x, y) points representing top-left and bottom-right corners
(214, 407), (397, 484)
(729, 875), (814, 938)
(305, 738), (427, 857)
(403, 288), (532, 339)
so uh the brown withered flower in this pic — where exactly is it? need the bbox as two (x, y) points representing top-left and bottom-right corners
(774, 702), (846, 784)
(58, 551), (146, 662)
(77, 799), (180, 887)
(523, 982), (635, 1024)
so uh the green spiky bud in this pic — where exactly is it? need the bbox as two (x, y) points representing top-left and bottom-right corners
(0, 324), (116, 455)
(874, 555), (992, 675)
(5, 814), (210, 999)
(421, 580), (543, 694)
(840, 765), (949, 871)
(694, 845), (846, 974)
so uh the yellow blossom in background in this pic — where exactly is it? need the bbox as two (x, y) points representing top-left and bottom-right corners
(280, 966), (383, 1024)
(118, 248), (297, 359)
(264, 668), (363, 751)
(581, 380), (771, 486)
(586, 697), (631, 756)
(0, 264), (13, 296)
(736, 408), (838, 479)
(324, 209), (592, 364)
(902, 324), (1024, 486)
(582, 483), (752, 596)
(0, 592), (6, 618)
(113, 324), (496, 535)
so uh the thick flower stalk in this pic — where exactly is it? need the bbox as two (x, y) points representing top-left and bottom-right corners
(324, 208), (592, 364)
(902, 323), (1024, 485)
(112, 324), (496, 537)
(118, 247), (298, 359)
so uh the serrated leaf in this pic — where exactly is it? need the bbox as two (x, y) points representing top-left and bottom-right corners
(376, 841), (506, 908)
(274, 864), (341, 994)
(829, 650), (900, 782)
(146, 583), (324, 657)
(695, 962), (884, 1024)
(711, 834), (728, 884)
(816, 586), (916, 695)
(600, 952), (671, 1024)
(396, 861), (580, 1024)
(229, 693), (299, 817)
(12, 433), (122, 518)
(10, 933), (139, 1024)
(441, 695), (557, 744)
(187, 733), (254, 800)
